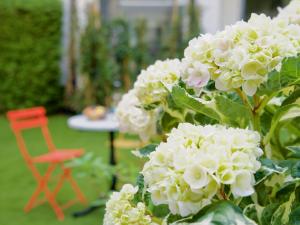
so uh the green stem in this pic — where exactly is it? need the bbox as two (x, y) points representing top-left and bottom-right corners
(220, 185), (228, 200)
(235, 88), (253, 111)
(235, 89), (261, 131)
(264, 126), (275, 147)
(254, 92), (277, 115)
(234, 197), (243, 206)
(252, 94), (261, 133)
(252, 111), (261, 133)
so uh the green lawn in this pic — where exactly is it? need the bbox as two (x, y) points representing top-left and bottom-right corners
(0, 115), (141, 225)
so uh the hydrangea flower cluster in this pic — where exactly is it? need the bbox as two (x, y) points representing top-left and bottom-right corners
(134, 59), (182, 106)
(277, 0), (300, 25)
(183, 13), (300, 96)
(142, 123), (262, 217)
(103, 184), (159, 225)
(116, 90), (158, 141)
(116, 59), (182, 141)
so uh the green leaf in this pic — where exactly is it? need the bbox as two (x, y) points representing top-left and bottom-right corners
(194, 113), (218, 125)
(258, 56), (300, 96)
(134, 144), (158, 158)
(214, 95), (252, 128)
(255, 158), (286, 184)
(160, 111), (180, 133)
(274, 104), (300, 124)
(184, 112), (195, 124)
(144, 191), (151, 207)
(264, 104), (300, 146)
(279, 105), (300, 122)
(271, 205), (286, 225)
(291, 161), (300, 178)
(260, 108), (273, 135)
(243, 204), (259, 224)
(282, 88), (300, 106)
(290, 206), (300, 225)
(260, 158), (286, 172)
(166, 94), (183, 111)
(261, 203), (280, 225)
(152, 204), (170, 218)
(287, 146), (300, 158)
(271, 191), (297, 225)
(136, 173), (144, 190)
(188, 201), (256, 224)
(178, 79), (196, 95)
(141, 102), (160, 110)
(278, 159), (300, 175)
(167, 214), (190, 224)
(133, 174), (145, 203)
(276, 183), (297, 203)
(171, 85), (221, 121)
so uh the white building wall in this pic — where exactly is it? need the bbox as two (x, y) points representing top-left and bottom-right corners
(199, 0), (245, 34)
(118, 0), (245, 35)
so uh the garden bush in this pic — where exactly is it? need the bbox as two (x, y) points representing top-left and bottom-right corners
(0, 0), (62, 113)
(105, 1), (300, 224)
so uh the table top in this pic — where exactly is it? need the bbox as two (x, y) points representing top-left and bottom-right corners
(67, 112), (119, 132)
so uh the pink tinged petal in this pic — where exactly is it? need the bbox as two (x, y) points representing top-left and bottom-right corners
(187, 73), (209, 88)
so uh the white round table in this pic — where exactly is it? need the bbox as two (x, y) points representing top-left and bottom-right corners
(68, 112), (119, 132)
(67, 112), (119, 190)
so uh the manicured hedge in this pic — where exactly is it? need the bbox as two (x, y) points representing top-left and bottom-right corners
(0, 0), (63, 113)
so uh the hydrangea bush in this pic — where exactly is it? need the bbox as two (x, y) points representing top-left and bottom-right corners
(106, 1), (300, 224)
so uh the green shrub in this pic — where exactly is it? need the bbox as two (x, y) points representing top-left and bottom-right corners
(0, 0), (62, 113)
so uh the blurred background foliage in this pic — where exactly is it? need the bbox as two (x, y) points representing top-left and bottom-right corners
(0, 0), (201, 114)
(73, 0), (201, 113)
(0, 0), (291, 114)
(245, 0), (290, 19)
(0, 0), (63, 113)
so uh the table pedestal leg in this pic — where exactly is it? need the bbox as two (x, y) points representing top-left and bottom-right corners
(109, 131), (117, 190)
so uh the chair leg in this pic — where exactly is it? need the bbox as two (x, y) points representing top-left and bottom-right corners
(52, 172), (67, 199)
(65, 169), (87, 204)
(24, 185), (43, 212)
(44, 187), (64, 221)
(25, 164), (56, 212)
(24, 164), (85, 220)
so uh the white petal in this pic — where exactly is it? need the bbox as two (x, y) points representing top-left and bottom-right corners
(231, 171), (255, 197)
(178, 201), (201, 217)
(184, 164), (209, 189)
(215, 78), (229, 91)
(242, 81), (257, 96)
(150, 186), (168, 205)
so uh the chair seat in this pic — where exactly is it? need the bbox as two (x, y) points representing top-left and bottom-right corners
(33, 149), (84, 163)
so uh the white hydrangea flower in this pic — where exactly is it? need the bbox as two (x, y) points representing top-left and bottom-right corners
(182, 34), (217, 90)
(183, 12), (300, 96)
(116, 90), (158, 141)
(142, 123), (262, 217)
(103, 184), (159, 225)
(134, 59), (182, 106)
(277, 0), (300, 25)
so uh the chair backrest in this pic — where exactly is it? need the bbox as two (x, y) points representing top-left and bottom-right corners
(7, 107), (47, 130)
(7, 107), (56, 164)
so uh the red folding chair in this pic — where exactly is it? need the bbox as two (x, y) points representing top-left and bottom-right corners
(7, 107), (87, 220)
